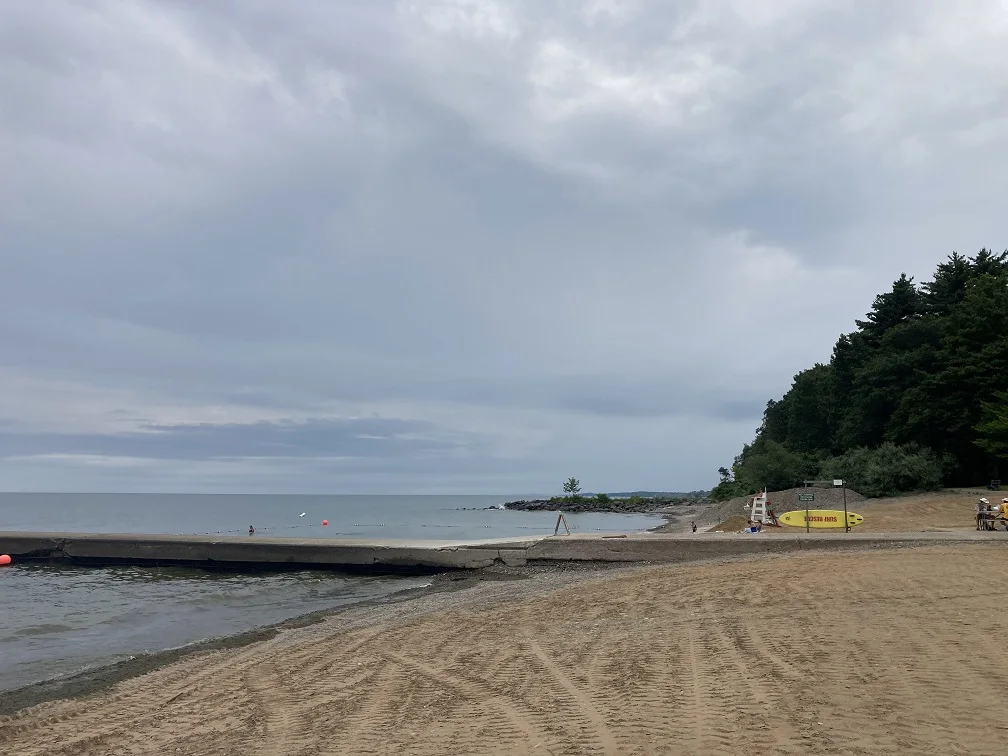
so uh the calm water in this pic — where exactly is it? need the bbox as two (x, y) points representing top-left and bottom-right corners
(0, 563), (425, 693)
(0, 492), (660, 539)
(0, 493), (661, 693)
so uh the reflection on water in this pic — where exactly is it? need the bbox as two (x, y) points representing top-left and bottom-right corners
(0, 563), (425, 693)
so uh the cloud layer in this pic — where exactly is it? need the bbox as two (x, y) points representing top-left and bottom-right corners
(2, 0), (1007, 493)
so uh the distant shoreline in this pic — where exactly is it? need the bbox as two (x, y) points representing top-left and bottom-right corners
(504, 494), (707, 515)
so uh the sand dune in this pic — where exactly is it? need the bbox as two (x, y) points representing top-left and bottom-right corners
(2, 545), (1007, 754)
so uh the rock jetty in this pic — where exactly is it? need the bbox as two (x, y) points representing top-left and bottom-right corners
(504, 495), (705, 514)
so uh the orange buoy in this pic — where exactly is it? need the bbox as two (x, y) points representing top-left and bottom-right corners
(321, 520), (329, 527)
(0, 554), (11, 566)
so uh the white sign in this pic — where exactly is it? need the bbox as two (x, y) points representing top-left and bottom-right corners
(833, 479), (844, 487)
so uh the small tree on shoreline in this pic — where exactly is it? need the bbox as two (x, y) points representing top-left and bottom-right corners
(563, 477), (581, 502)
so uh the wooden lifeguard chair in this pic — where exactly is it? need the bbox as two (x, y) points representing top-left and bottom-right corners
(744, 490), (782, 527)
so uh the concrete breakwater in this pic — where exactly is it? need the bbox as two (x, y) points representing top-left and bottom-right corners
(1, 530), (1003, 574)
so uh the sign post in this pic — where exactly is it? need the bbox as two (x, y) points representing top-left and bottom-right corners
(798, 492), (814, 533)
(834, 479), (847, 533)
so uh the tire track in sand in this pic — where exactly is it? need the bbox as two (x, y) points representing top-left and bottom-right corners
(0, 642), (264, 754)
(243, 659), (317, 756)
(711, 621), (801, 752)
(385, 651), (551, 747)
(681, 623), (739, 755)
(268, 626), (388, 686)
(523, 636), (618, 754)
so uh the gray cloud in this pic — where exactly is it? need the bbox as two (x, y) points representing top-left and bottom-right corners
(1, 0), (1007, 492)
(0, 418), (475, 461)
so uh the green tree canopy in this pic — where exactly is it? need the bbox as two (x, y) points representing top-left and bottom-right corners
(712, 248), (1008, 499)
(563, 477), (581, 499)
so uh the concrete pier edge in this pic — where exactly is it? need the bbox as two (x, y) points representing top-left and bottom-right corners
(1, 530), (1004, 573)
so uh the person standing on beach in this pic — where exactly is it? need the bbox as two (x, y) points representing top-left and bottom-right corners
(249, 525), (255, 536)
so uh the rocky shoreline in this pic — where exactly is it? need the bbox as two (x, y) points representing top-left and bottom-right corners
(504, 495), (706, 515)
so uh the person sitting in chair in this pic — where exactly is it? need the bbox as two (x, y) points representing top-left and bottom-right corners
(998, 499), (1008, 530)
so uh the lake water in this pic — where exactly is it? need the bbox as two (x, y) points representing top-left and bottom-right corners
(0, 564), (425, 694)
(0, 493), (662, 694)
(0, 492), (661, 539)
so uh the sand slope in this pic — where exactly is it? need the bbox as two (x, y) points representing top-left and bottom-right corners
(2, 546), (1007, 755)
(714, 489), (1005, 533)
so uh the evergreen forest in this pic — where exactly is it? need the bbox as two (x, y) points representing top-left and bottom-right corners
(712, 249), (1008, 500)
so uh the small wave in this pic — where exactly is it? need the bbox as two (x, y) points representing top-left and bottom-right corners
(7, 623), (75, 638)
(2, 653), (137, 693)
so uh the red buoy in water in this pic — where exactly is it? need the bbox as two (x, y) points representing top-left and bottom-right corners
(321, 519), (329, 526)
(0, 554), (11, 566)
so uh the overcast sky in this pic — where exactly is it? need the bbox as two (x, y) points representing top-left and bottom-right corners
(2, 1), (1006, 494)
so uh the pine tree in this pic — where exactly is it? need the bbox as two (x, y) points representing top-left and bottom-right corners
(855, 274), (922, 335)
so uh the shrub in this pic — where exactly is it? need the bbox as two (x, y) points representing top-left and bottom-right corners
(708, 480), (749, 502)
(734, 440), (818, 493)
(818, 442), (952, 498)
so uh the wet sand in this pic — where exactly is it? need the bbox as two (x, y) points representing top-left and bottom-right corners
(2, 544), (1006, 755)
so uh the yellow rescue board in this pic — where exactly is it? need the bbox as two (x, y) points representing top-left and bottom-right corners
(779, 509), (864, 528)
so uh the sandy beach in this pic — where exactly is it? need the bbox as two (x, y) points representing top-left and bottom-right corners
(709, 488), (1005, 534)
(2, 543), (1006, 755)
